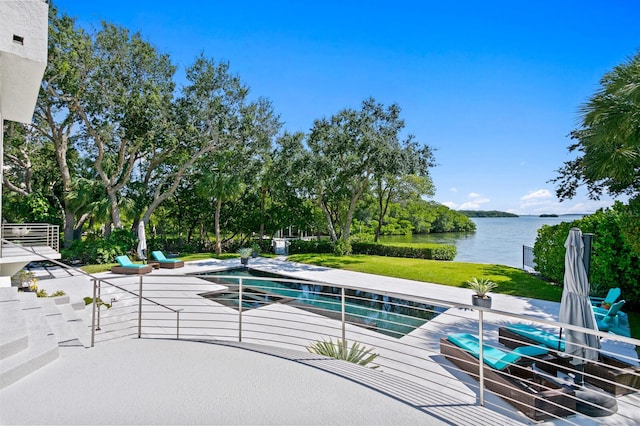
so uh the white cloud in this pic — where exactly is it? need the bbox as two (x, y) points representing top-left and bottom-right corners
(450, 187), (457, 193)
(469, 192), (482, 198)
(520, 189), (552, 201)
(460, 197), (490, 209)
(442, 201), (458, 209)
(459, 201), (481, 209)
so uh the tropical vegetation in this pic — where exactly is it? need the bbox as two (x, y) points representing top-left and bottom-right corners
(533, 202), (640, 309)
(2, 6), (474, 264)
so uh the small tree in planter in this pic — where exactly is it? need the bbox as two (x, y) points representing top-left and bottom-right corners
(237, 247), (253, 266)
(467, 277), (498, 308)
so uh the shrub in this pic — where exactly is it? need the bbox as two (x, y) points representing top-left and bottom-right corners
(62, 228), (138, 265)
(288, 239), (333, 254)
(351, 242), (456, 261)
(333, 239), (352, 256)
(533, 202), (640, 309)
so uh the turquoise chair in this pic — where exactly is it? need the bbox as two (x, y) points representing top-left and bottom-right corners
(594, 300), (626, 332)
(150, 251), (184, 269)
(590, 287), (621, 309)
(111, 255), (153, 274)
(502, 323), (565, 352)
(447, 333), (548, 371)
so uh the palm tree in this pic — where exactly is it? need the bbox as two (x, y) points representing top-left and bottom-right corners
(196, 161), (245, 255)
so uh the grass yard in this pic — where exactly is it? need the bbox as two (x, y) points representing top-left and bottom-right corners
(288, 253), (564, 302)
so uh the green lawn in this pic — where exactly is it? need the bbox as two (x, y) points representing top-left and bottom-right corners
(288, 253), (564, 301)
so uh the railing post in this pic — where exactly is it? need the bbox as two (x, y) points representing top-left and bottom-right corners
(238, 278), (243, 342)
(478, 309), (485, 406)
(138, 275), (143, 338)
(91, 278), (97, 347)
(176, 309), (182, 339)
(96, 279), (102, 331)
(341, 287), (346, 350)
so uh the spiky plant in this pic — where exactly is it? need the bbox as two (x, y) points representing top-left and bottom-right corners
(466, 277), (498, 298)
(306, 338), (379, 369)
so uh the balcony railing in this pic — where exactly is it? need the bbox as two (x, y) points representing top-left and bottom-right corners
(0, 223), (60, 257)
(87, 271), (640, 424)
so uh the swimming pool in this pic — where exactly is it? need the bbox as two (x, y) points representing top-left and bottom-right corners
(202, 268), (440, 338)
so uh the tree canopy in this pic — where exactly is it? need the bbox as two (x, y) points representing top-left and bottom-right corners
(2, 7), (476, 261)
(552, 50), (640, 202)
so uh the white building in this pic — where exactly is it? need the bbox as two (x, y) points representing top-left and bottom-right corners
(0, 1), (57, 280)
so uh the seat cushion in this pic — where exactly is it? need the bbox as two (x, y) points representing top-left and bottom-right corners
(507, 323), (565, 351)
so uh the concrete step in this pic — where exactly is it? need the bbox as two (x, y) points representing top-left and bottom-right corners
(0, 288), (28, 360)
(55, 303), (92, 348)
(0, 293), (59, 389)
(38, 298), (84, 348)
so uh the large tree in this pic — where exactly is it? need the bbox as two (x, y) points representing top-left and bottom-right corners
(307, 98), (415, 242)
(74, 22), (177, 231)
(371, 136), (435, 241)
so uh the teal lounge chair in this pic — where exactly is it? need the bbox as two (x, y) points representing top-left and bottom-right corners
(499, 323), (565, 352)
(594, 300), (626, 333)
(440, 333), (575, 420)
(111, 255), (153, 275)
(446, 333), (548, 370)
(590, 287), (621, 309)
(151, 251), (184, 269)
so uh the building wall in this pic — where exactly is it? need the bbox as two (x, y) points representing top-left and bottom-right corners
(0, 0), (48, 123)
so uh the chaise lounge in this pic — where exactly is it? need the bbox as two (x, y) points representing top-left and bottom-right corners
(499, 323), (640, 395)
(150, 251), (185, 269)
(440, 333), (575, 420)
(590, 287), (621, 309)
(111, 255), (153, 275)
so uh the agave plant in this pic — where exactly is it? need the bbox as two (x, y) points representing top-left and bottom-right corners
(306, 338), (379, 369)
(237, 247), (253, 259)
(466, 277), (498, 298)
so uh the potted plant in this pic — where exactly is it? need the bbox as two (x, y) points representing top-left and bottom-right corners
(251, 243), (260, 258)
(467, 277), (498, 308)
(237, 247), (253, 266)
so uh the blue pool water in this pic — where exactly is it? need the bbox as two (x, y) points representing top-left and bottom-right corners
(203, 268), (439, 338)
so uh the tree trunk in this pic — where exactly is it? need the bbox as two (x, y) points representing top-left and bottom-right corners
(215, 198), (222, 255)
(320, 202), (338, 242)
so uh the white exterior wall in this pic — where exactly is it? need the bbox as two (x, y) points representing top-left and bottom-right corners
(0, 0), (48, 124)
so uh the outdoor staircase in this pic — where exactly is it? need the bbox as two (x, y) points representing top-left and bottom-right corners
(0, 287), (92, 389)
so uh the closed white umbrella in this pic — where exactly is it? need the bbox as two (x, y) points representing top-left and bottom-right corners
(136, 221), (147, 262)
(559, 227), (599, 384)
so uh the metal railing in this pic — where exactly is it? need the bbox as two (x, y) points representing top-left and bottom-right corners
(90, 271), (640, 424)
(0, 223), (60, 257)
(522, 245), (536, 271)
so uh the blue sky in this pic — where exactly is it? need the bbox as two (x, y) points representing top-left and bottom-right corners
(53, 0), (640, 215)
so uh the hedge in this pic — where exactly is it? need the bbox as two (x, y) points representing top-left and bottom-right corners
(533, 203), (640, 309)
(352, 242), (456, 261)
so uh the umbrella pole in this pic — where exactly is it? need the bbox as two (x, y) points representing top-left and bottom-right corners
(574, 363), (585, 386)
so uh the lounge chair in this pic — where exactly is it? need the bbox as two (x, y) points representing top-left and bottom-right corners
(111, 255), (153, 275)
(499, 323), (565, 352)
(500, 322), (638, 395)
(440, 333), (575, 420)
(590, 287), (621, 309)
(150, 251), (185, 269)
(594, 300), (626, 333)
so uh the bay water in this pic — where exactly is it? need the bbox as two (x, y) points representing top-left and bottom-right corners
(379, 215), (585, 268)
